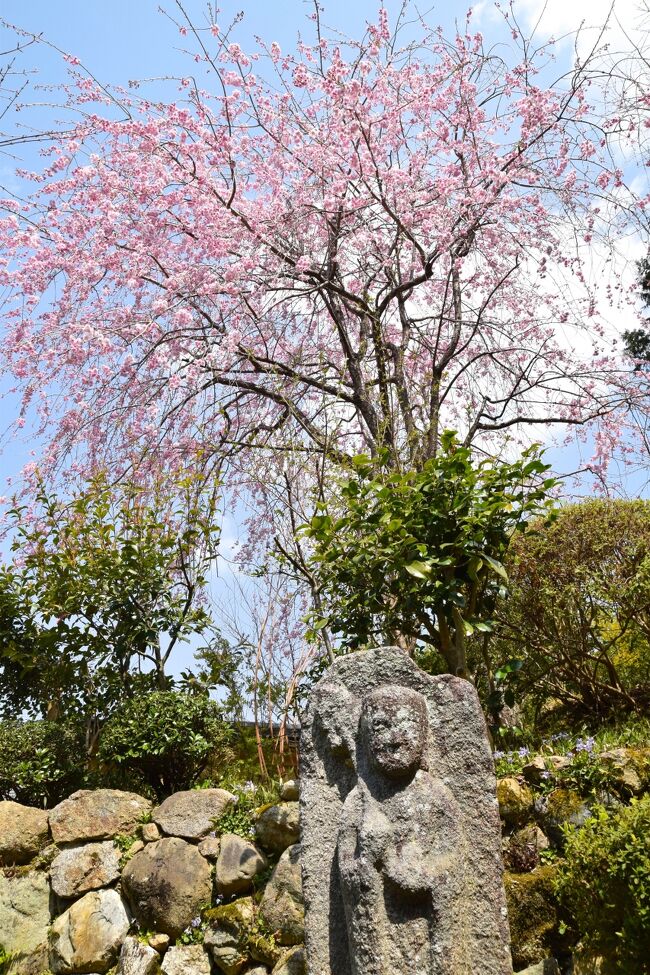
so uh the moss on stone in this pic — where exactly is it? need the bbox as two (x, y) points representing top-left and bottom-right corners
(505, 865), (574, 969)
(203, 896), (255, 932)
(545, 788), (584, 823)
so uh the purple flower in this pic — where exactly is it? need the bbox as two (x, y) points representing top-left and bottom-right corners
(541, 770), (551, 780)
(190, 916), (202, 930)
(518, 747), (530, 758)
(494, 750), (505, 759)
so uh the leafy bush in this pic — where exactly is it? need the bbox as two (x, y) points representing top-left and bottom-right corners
(303, 437), (556, 677)
(495, 499), (650, 726)
(98, 691), (232, 799)
(0, 719), (86, 807)
(557, 796), (650, 974)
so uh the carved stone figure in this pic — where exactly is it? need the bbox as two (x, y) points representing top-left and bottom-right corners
(300, 646), (512, 975)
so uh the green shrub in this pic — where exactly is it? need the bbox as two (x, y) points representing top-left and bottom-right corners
(98, 691), (232, 799)
(0, 719), (86, 807)
(557, 795), (650, 973)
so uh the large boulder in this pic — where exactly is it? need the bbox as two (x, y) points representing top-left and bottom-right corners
(161, 945), (211, 975)
(50, 841), (121, 899)
(599, 747), (648, 794)
(0, 800), (50, 865)
(121, 836), (211, 939)
(259, 844), (304, 945)
(153, 789), (235, 840)
(216, 833), (267, 896)
(271, 946), (306, 975)
(49, 790), (151, 844)
(49, 888), (131, 974)
(0, 870), (51, 973)
(254, 803), (300, 854)
(117, 936), (159, 975)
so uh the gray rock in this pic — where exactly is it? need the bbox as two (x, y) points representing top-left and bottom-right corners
(216, 833), (267, 896)
(121, 836), (211, 939)
(300, 646), (512, 975)
(153, 788), (235, 840)
(141, 822), (161, 843)
(0, 870), (50, 972)
(49, 888), (130, 973)
(279, 780), (299, 801)
(49, 789), (151, 844)
(198, 835), (221, 859)
(161, 945), (211, 975)
(259, 844), (303, 945)
(271, 947), (306, 975)
(50, 840), (121, 899)
(246, 969), (270, 975)
(0, 800), (50, 865)
(254, 803), (299, 854)
(117, 936), (159, 975)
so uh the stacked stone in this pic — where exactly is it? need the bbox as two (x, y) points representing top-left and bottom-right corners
(0, 782), (305, 975)
(496, 747), (650, 975)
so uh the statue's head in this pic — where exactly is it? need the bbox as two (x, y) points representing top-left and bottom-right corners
(361, 684), (428, 780)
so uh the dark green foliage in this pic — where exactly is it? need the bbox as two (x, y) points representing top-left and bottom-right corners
(557, 796), (650, 974)
(303, 436), (556, 677)
(494, 499), (650, 726)
(98, 691), (232, 799)
(0, 719), (86, 806)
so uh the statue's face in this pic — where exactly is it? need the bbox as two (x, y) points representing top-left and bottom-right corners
(362, 686), (427, 779)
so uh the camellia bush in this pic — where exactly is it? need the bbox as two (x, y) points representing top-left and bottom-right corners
(0, 719), (86, 807)
(303, 435), (557, 678)
(98, 690), (233, 799)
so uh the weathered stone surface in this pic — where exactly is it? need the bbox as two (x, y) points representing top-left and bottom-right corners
(161, 945), (211, 975)
(254, 803), (299, 854)
(522, 756), (547, 784)
(517, 961), (561, 975)
(599, 748), (644, 793)
(0, 870), (50, 973)
(300, 646), (512, 975)
(279, 780), (299, 801)
(141, 822), (161, 843)
(121, 836), (211, 939)
(0, 800), (50, 865)
(259, 844), (303, 945)
(204, 897), (255, 975)
(505, 866), (567, 969)
(153, 788), (235, 840)
(49, 789), (151, 844)
(198, 835), (221, 859)
(539, 788), (592, 844)
(497, 776), (534, 825)
(216, 833), (267, 896)
(49, 888), (131, 974)
(147, 932), (170, 953)
(504, 824), (550, 872)
(271, 946), (306, 975)
(246, 969), (271, 975)
(117, 936), (159, 975)
(50, 841), (121, 899)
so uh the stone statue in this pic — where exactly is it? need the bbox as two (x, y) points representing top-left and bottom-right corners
(300, 646), (512, 975)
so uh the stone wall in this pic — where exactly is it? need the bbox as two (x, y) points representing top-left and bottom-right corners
(1, 743), (648, 975)
(0, 783), (302, 975)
